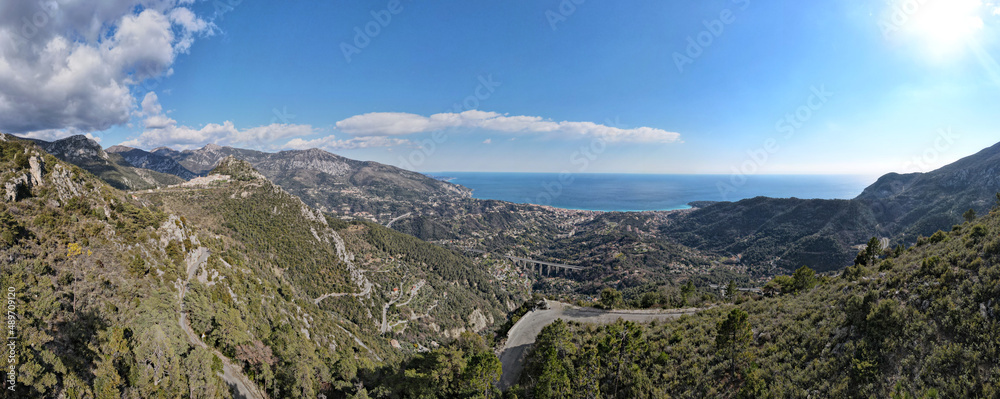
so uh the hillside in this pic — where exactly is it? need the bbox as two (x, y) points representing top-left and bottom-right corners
(144, 144), (474, 223)
(0, 135), (525, 398)
(25, 135), (184, 191)
(665, 140), (1000, 272)
(19, 138), (729, 301)
(137, 156), (526, 342)
(664, 198), (878, 272)
(106, 145), (199, 180)
(510, 207), (1000, 398)
(856, 140), (1000, 242)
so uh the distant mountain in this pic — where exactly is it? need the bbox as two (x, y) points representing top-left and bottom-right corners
(666, 140), (1000, 271)
(664, 197), (877, 272)
(106, 144), (199, 180)
(140, 144), (474, 222)
(855, 140), (1000, 242)
(24, 135), (184, 190)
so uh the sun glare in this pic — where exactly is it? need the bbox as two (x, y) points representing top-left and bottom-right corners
(895, 0), (986, 59)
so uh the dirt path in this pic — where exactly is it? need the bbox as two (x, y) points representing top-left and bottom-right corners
(179, 313), (265, 399)
(497, 300), (701, 390)
(175, 245), (266, 399)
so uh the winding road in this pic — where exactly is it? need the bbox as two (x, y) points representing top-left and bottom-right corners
(385, 212), (412, 228)
(497, 300), (701, 390)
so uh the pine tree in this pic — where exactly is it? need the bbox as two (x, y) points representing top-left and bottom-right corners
(964, 208), (977, 223)
(716, 308), (753, 379)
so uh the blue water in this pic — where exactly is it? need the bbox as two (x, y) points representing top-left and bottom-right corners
(431, 173), (877, 212)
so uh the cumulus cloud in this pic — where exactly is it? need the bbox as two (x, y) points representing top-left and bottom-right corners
(281, 135), (414, 151)
(335, 110), (682, 143)
(18, 129), (103, 144)
(0, 1), (213, 134)
(483, 138), (492, 144)
(121, 92), (318, 149)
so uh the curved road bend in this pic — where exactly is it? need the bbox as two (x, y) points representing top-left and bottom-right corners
(497, 300), (701, 390)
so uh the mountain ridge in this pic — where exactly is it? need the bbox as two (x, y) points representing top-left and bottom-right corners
(0, 133), (527, 397)
(667, 139), (1000, 271)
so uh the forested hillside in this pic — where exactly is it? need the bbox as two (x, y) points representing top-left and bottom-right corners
(512, 205), (1000, 398)
(28, 135), (183, 191)
(144, 144), (475, 222)
(665, 140), (1000, 271)
(0, 135), (525, 398)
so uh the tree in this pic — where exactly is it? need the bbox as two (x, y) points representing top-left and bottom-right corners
(769, 275), (794, 295)
(680, 280), (696, 305)
(964, 208), (977, 223)
(639, 291), (664, 308)
(726, 280), (739, 302)
(531, 320), (575, 399)
(464, 351), (502, 398)
(854, 237), (882, 267)
(600, 321), (646, 398)
(184, 347), (227, 398)
(792, 265), (818, 293)
(716, 308), (753, 379)
(575, 344), (602, 398)
(600, 287), (623, 309)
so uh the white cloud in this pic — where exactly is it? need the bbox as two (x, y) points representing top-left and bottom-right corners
(281, 135), (414, 151)
(121, 91), (318, 149)
(0, 1), (213, 134)
(483, 138), (492, 144)
(335, 110), (682, 143)
(18, 129), (103, 144)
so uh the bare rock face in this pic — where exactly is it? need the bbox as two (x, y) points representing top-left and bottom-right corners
(468, 308), (489, 332)
(49, 164), (82, 201)
(3, 153), (45, 202)
(28, 156), (44, 186)
(4, 174), (31, 202)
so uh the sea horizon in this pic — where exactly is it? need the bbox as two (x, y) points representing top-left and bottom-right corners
(429, 172), (878, 212)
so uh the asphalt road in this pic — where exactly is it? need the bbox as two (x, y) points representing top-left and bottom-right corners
(497, 300), (701, 390)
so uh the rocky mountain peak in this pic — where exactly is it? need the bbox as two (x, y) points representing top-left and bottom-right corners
(35, 134), (108, 162)
(106, 144), (135, 153)
(203, 143), (223, 151)
(210, 156), (266, 181)
(107, 145), (198, 180)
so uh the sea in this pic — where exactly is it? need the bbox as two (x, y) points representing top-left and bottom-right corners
(430, 172), (877, 212)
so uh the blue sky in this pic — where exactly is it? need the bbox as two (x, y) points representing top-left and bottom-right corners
(2, 0), (999, 175)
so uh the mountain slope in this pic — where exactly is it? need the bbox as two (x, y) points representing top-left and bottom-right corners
(856, 140), (1000, 242)
(106, 145), (199, 180)
(665, 139), (1000, 272)
(146, 144), (473, 223)
(664, 198), (879, 272)
(1, 135), (524, 398)
(513, 209), (1000, 398)
(137, 156), (524, 341)
(24, 135), (184, 190)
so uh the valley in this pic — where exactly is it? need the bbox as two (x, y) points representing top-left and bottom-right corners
(4, 133), (1000, 398)
(3, 2), (997, 397)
